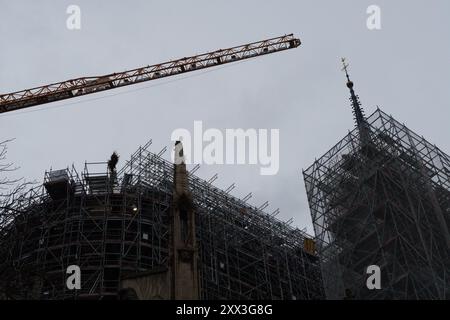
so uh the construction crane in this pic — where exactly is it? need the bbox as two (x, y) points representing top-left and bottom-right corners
(0, 34), (300, 114)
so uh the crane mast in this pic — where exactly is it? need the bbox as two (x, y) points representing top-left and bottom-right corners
(0, 34), (300, 114)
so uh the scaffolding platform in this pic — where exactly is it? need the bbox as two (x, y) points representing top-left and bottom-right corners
(0, 141), (324, 300)
(303, 107), (450, 300)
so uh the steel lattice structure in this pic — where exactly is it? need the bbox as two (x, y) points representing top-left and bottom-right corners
(303, 107), (450, 299)
(0, 140), (323, 300)
(0, 34), (300, 114)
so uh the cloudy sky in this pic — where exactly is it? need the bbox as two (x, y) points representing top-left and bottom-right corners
(0, 0), (449, 233)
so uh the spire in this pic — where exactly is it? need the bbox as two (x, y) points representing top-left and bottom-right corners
(341, 58), (370, 142)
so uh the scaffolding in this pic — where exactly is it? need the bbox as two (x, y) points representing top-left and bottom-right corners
(0, 140), (324, 300)
(303, 107), (450, 299)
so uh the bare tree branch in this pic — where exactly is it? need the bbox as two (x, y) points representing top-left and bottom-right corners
(0, 139), (36, 299)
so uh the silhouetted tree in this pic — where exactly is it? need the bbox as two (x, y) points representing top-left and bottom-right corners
(0, 139), (33, 299)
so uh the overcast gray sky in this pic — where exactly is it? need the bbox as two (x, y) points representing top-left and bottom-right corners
(0, 0), (449, 233)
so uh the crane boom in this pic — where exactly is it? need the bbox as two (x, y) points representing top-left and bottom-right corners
(0, 34), (300, 114)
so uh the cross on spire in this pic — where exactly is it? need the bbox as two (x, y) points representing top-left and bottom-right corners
(341, 57), (351, 82)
